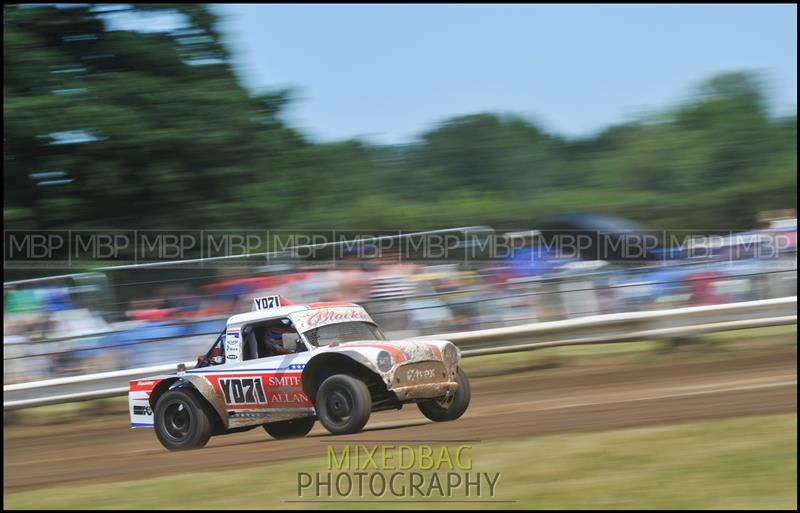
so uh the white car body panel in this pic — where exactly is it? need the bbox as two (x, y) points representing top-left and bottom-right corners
(129, 302), (460, 429)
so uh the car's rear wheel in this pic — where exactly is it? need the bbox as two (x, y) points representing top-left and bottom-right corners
(417, 367), (471, 422)
(263, 417), (315, 439)
(315, 375), (372, 435)
(154, 388), (213, 451)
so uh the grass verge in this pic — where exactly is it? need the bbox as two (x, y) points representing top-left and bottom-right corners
(4, 413), (797, 509)
(460, 324), (797, 378)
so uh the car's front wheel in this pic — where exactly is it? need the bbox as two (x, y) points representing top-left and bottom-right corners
(154, 388), (214, 451)
(263, 417), (316, 439)
(315, 375), (372, 435)
(417, 367), (471, 422)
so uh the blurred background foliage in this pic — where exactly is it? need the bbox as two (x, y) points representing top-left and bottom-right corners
(4, 4), (797, 232)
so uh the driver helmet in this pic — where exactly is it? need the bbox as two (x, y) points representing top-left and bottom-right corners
(210, 346), (224, 364)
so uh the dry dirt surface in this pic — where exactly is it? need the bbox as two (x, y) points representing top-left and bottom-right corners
(4, 346), (797, 493)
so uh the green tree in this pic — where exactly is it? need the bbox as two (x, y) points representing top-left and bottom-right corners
(3, 5), (795, 233)
(4, 4), (300, 229)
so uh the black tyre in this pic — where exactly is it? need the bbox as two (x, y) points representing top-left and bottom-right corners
(154, 388), (214, 451)
(315, 374), (372, 435)
(417, 367), (471, 422)
(263, 417), (316, 439)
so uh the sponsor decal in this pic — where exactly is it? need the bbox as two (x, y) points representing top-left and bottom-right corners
(406, 367), (437, 382)
(268, 374), (302, 387)
(129, 380), (158, 393)
(133, 404), (153, 416)
(225, 331), (241, 360)
(210, 372), (312, 409)
(290, 306), (374, 333)
(219, 377), (268, 405)
(269, 392), (308, 404)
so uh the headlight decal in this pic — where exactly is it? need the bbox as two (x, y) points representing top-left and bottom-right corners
(443, 343), (459, 365)
(376, 350), (394, 372)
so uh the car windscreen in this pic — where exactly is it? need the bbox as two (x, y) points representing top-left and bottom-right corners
(303, 321), (385, 347)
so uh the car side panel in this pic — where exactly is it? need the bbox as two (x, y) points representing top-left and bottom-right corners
(129, 378), (159, 428)
(184, 352), (315, 428)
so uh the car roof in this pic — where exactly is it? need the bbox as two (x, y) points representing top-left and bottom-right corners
(225, 301), (361, 328)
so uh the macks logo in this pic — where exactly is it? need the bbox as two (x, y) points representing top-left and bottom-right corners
(219, 377), (268, 405)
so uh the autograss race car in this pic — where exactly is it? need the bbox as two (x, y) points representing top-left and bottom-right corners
(129, 295), (471, 451)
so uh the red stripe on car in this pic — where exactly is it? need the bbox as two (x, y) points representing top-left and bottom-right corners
(129, 380), (158, 392)
(334, 343), (408, 363)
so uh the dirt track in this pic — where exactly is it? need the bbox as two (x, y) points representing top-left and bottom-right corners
(4, 346), (797, 493)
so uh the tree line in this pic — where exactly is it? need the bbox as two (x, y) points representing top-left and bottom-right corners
(4, 4), (796, 234)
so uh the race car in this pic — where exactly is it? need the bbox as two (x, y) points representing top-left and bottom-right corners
(129, 295), (470, 451)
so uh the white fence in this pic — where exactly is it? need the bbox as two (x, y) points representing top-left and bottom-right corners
(3, 296), (796, 411)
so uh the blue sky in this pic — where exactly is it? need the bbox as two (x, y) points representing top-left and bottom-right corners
(214, 4), (797, 144)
